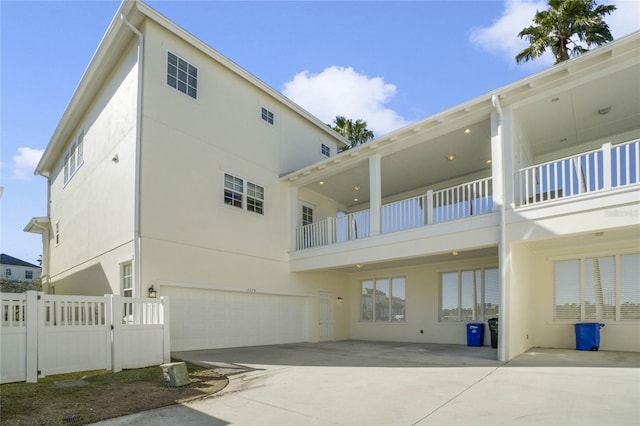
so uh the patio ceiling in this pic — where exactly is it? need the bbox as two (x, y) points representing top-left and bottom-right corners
(304, 118), (493, 210)
(293, 36), (639, 212)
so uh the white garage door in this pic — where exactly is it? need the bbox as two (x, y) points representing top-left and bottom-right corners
(163, 286), (309, 351)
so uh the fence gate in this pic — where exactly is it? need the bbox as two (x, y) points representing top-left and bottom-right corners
(0, 291), (170, 384)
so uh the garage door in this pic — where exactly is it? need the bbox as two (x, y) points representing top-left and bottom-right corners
(163, 286), (309, 351)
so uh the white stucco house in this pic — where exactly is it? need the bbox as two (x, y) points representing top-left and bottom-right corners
(26, 0), (639, 361)
(0, 254), (42, 283)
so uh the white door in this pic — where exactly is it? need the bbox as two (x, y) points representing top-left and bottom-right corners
(319, 291), (333, 341)
(163, 286), (309, 351)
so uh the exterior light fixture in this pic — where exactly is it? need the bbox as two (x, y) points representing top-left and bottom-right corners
(354, 198), (359, 202)
(446, 154), (456, 161)
(148, 286), (157, 298)
(337, 297), (343, 303)
(594, 232), (604, 237)
(452, 251), (459, 256)
(356, 264), (363, 269)
(597, 106), (611, 115)
(319, 181), (324, 185)
(464, 128), (471, 134)
(551, 97), (560, 102)
(560, 138), (568, 142)
(486, 159), (492, 164)
(353, 185), (361, 191)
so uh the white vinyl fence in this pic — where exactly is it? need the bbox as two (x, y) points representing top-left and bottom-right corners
(0, 292), (170, 384)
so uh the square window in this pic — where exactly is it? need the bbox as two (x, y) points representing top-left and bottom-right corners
(361, 277), (406, 322)
(25, 270), (33, 280)
(167, 52), (197, 99)
(261, 107), (274, 125)
(321, 144), (331, 157)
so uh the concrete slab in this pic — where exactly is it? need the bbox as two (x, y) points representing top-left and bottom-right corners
(92, 341), (640, 426)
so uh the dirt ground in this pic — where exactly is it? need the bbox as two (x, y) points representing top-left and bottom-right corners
(0, 364), (228, 425)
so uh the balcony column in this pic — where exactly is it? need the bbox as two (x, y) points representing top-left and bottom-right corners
(290, 185), (299, 251)
(369, 154), (382, 236)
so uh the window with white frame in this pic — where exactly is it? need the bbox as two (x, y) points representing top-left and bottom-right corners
(302, 205), (313, 226)
(167, 52), (198, 99)
(224, 173), (265, 215)
(321, 143), (331, 157)
(25, 270), (33, 280)
(261, 107), (274, 125)
(361, 277), (406, 322)
(63, 130), (84, 184)
(554, 253), (639, 321)
(440, 268), (499, 322)
(121, 263), (133, 298)
(5, 268), (11, 277)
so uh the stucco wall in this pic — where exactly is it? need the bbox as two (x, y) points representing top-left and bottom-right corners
(347, 256), (498, 346)
(47, 41), (138, 294)
(138, 20), (342, 263)
(140, 237), (350, 342)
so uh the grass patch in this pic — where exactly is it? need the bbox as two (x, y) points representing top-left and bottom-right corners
(0, 362), (227, 425)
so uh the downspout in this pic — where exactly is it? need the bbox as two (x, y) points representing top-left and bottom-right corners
(492, 94), (508, 361)
(121, 13), (144, 296)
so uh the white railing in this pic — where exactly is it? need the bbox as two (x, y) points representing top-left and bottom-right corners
(515, 140), (639, 207)
(0, 292), (170, 384)
(296, 177), (493, 250)
(431, 177), (493, 224)
(296, 210), (371, 250)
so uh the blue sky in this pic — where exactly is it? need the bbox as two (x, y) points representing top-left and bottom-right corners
(1, 0), (638, 265)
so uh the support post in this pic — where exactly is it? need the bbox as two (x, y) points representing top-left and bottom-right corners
(161, 296), (171, 364)
(25, 291), (39, 383)
(602, 143), (612, 190)
(369, 155), (382, 236)
(290, 186), (299, 251)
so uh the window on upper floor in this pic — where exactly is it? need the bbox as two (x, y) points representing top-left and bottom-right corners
(440, 268), (499, 322)
(5, 268), (11, 277)
(167, 52), (198, 99)
(25, 270), (33, 280)
(302, 205), (313, 226)
(554, 253), (640, 322)
(224, 173), (265, 215)
(321, 143), (331, 158)
(261, 107), (274, 125)
(361, 277), (406, 322)
(63, 130), (84, 185)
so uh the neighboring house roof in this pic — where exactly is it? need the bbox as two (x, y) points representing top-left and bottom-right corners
(35, 0), (347, 177)
(0, 254), (41, 269)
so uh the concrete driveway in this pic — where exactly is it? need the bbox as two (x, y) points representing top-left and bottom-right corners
(95, 341), (640, 425)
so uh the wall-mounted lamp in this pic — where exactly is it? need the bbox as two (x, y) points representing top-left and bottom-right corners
(112, 154), (119, 163)
(337, 297), (343, 303)
(148, 285), (157, 298)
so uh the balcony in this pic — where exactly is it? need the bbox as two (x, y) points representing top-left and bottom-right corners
(515, 139), (639, 208)
(295, 177), (493, 251)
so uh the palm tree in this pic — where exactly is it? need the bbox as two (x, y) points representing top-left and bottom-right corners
(332, 116), (374, 151)
(516, 0), (616, 64)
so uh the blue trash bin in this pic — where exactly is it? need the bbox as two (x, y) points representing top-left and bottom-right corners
(466, 323), (485, 347)
(574, 323), (605, 351)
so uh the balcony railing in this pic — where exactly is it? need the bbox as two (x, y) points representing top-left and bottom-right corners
(295, 177), (493, 250)
(515, 139), (639, 207)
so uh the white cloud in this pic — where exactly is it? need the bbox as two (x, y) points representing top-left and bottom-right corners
(469, 0), (639, 66)
(282, 66), (408, 136)
(11, 147), (43, 180)
(470, 0), (551, 67)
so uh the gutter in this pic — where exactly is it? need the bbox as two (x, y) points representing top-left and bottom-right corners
(121, 12), (144, 297)
(492, 94), (508, 362)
